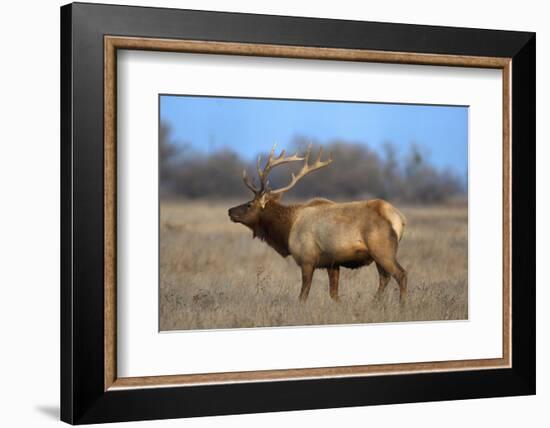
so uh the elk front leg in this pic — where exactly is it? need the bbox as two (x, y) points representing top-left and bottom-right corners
(327, 266), (340, 302)
(299, 264), (315, 302)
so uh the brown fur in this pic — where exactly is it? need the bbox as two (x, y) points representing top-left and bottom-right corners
(229, 196), (407, 303)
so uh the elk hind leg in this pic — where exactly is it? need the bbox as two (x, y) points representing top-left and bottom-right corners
(299, 264), (315, 302)
(382, 259), (407, 303)
(327, 266), (340, 302)
(368, 233), (408, 303)
(373, 262), (391, 302)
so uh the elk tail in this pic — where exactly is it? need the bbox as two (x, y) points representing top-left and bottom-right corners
(380, 202), (406, 242)
(394, 208), (407, 242)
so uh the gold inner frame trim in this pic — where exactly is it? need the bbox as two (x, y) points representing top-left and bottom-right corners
(104, 35), (512, 391)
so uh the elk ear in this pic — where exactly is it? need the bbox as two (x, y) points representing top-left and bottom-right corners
(269, 193), (282, 203)
(258, 193), (269, 209)
(259, 192), (281, 209)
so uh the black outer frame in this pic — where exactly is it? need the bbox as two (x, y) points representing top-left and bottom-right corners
(60, 2), (535, 424)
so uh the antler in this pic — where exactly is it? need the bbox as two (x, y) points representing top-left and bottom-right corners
(242, 169), (260, 194)
(270, 144), (333, 195)
(242, 144), (304, 195)
(242, 143), (333, 196)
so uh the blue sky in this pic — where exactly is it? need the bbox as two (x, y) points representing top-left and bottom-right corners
(160, 95), (468, 175)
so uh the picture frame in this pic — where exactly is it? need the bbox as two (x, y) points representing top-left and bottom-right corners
(60, 2), (535, 424)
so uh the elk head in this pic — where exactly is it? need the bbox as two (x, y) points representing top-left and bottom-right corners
(228, 144), (333, 228)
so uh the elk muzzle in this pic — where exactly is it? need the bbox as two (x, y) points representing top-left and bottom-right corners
(228, 204), (247, 223)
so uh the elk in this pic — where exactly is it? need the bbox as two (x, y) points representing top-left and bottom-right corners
(228, 145), (407, 303)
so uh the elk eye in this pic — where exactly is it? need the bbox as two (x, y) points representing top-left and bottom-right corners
(246, 203), (252, 208)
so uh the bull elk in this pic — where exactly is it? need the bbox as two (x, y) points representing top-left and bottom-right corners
(228, 145), (407, 303)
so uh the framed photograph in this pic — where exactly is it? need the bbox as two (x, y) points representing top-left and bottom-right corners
(61, 2), (535, 424)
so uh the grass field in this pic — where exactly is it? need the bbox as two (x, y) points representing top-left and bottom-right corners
(159, 200), (468, 331)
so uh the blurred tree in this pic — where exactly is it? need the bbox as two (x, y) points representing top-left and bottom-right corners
(172, 150), (250, 198)
(159, 122), (183, 195)
(380, 142), (402, 199)
(402, 144), (463, 202)
(159, 122), (465, 203)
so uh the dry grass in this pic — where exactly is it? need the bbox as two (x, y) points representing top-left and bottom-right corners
(160, 200), (468, 331)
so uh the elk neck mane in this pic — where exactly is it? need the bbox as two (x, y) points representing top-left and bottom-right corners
(252, 200), (297, 257)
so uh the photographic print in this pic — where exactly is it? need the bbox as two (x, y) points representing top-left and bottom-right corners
(159, 95), (468, 331)
(62, 7), (534, 422)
